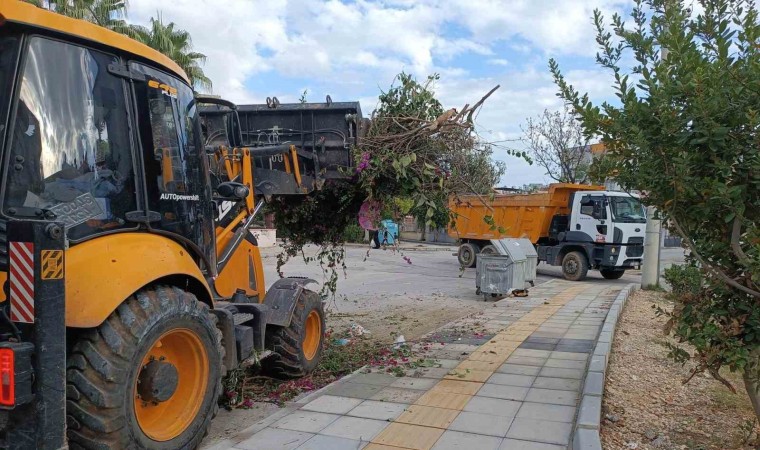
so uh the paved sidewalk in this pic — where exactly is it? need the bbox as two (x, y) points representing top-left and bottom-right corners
(208, 280), (620, 450)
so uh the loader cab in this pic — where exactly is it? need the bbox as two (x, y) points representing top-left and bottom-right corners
(0, 22), (217, 272)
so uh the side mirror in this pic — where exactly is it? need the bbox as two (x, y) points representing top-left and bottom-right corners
(216, 182), (249, 200)
(592, 202), (607, 220)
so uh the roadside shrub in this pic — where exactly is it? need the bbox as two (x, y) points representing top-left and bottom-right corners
(664, 264), (702, 298)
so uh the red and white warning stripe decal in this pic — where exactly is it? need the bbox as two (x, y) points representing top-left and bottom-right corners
(9, 242), (34, 323)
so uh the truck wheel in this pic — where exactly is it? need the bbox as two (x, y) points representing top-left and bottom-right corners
(600, 269), (625, 280)
(562, 251), (589, 281)
(480, 244), (498, 255)
(262, 290), (325, 378)
(458, 243), (479, 268)
(66, 286), (224, 450)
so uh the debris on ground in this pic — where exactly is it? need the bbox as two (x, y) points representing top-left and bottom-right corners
(601, 290), (759, 449)
(220, 325), (437, 409)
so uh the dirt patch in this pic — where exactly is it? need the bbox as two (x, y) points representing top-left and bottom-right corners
(325, 292), (486, 344)
(601, 290), (758, 450)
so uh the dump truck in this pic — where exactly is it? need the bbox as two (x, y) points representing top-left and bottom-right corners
(449, 183), (646, 281)
(0, 2), (363, 448)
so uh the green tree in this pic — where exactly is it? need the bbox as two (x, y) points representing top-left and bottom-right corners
(22, 0), (136, 36)
(131, 15), (212, 91)
(22, 1), (211, 91)
(550, 0), (760, 419)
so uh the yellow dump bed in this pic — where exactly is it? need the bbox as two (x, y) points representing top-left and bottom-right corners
(448, 183), (604, 243)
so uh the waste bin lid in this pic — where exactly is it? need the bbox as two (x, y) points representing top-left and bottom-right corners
(491, 238), (527, 262)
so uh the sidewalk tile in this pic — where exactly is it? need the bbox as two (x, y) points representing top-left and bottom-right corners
(487, 373), (535, 387)
(319, 416), (387, 441)
(504, 355), (546, 367)
(432, 379), (483, 395)
(538, 367), (584, 380)
(325, 382), (386, 399)
(496, 364), (541, 376)
(524, 388), (578, 406)
(302, 395), (363, 414)
(463, 396), (521, 417)
(476, 384), (529, 401)
(374, 423), (445, 450)
(499, 439), (564, 450)
(371, 387), (425, 404)
(505, 418), (572, 445)
(445, 369), (492, 383)
(449, 411), (513, 437)
(516, 402), (575, 423)
(297, 434), (364, 450)
(543, 359), (586, 370)
(417, 367), (451, 379)
(391, 377), (438, 391)
(235, 428), (313, 450)
(364, 444), (406, 450)
(273, 410), (340, 433)
(417, 391), (471, 410)
(456, 360), (500, 372)
(347, 400), (408, 421)
(431, 430), (502, 450)
(531, 377), (581, 392)
(549, 351), (588, 361)
(395, 405), (460, 429)
(349, 372), (399, 386)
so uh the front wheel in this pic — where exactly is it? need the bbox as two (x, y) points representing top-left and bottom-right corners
(263, 290), (325, 378)
(562, 251), (589, 281)
(600, 269), (625, 280)
(66, 286), (224, 450)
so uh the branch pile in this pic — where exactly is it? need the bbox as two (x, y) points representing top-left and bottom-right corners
(269, 73), (502, 296)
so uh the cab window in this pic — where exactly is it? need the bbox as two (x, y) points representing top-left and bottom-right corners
(4, 36), (137, 240)
(129, 62), (214, 264)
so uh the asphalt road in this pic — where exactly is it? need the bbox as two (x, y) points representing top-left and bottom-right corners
(261, 243), (686, 302)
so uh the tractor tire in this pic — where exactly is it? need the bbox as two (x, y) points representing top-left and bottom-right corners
(66, 286), (224, 450)
(262, 290), (325, 378)
(600, 269), (626, 280)
(457, 243), (479, 268)
(562, 251), (589, 281)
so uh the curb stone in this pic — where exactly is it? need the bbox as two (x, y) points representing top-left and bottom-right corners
(572, 283), (638, 450)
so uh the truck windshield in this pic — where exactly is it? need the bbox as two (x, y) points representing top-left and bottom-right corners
(4, 37), (137, 240)
(609, 196), (646, 223)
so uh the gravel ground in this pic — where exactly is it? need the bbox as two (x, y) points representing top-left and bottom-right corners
(601, 290), (758, 450)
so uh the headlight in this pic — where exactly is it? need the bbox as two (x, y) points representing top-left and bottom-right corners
(611, 247), (617, 254)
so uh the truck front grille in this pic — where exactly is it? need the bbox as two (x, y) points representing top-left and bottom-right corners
(626, 237), (644, 257)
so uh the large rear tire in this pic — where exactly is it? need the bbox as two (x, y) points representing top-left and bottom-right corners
(562, 251), (589, 281)
(66, 286), (223, 450)
(600, 269), (625, 280)
(457, 243), (479, 268)
(262, 290), (325, 378)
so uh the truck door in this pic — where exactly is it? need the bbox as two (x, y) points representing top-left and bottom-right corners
(571, 195), (611, 243)
(129, 62), (216, 272)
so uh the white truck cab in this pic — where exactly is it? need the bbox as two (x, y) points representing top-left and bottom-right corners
(540, 190), (646, 280)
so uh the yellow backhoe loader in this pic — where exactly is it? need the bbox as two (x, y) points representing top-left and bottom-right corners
(0, 2), (363, 448)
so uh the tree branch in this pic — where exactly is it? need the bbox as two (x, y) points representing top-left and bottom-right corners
(670, 216), (760, 298)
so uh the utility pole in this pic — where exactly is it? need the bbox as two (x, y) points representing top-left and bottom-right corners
(642, 1), (671, 289)
(641, 206), (662, 288)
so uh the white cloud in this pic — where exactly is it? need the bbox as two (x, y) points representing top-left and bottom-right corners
(126, 0), (627, 184)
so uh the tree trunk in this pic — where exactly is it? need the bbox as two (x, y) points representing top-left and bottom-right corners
(743, 346), (760, 423)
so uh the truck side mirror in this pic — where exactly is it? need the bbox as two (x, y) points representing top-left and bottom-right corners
(592, 201), (607, 220)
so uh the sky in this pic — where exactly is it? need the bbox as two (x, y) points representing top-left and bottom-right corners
(128, 0), (633, 187)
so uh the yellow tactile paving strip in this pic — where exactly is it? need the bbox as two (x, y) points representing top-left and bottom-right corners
(369, 285), (589, 450)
